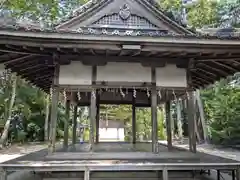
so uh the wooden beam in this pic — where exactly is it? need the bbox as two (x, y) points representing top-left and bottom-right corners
(4, 45), (48, 55)
(68, 55), (180, 64)
(197, 57), (240, 62)
(0, 47), (44, 55)
(3, 55), (36, 64)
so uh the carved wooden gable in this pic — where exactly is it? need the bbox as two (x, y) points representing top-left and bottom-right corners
(56, 0), (191, 35)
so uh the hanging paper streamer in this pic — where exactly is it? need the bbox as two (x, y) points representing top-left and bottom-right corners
(133, 87), (136, 98)
(50, 87), (53, 101)
(63, 89), (67, 102)
(186, 91), (190, 100)
(91, 89), (96, 99)
(172, 89), (177, 101)
(158, 90), (162, 99)
(120, 87), (125, 98)
(77, 90), (81, 101)
(147, 88), (150, 98)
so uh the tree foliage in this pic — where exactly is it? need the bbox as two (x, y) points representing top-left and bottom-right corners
(201, 80), (240, 145)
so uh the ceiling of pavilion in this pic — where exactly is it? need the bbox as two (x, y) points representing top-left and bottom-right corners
(0, 0), (239, 93)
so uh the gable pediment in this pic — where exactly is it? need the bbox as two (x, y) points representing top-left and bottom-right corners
(56, 0), (191, 35)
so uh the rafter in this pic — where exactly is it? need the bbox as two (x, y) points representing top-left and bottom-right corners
(192, 71), (215, 82)
(198, 63), (228, 77)
(212, 61), (239, 72)
(192, 76), (211, 84)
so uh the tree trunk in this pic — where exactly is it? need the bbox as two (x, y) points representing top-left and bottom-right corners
(0, 74), (17, 149)
(176, 100), (183, 140)
(44, 94), (50, 141)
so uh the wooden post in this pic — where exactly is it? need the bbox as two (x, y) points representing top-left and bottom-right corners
(236, 167), (240, 180)
(63, 99), (70, 149)
(132, 96), (136, 144)
(166, 100), (172, 150)
(95, 91), (100, 144)
(0, 168), (6, 180)
(162, 168), (168, 180)
(151, 86), (158, 153)
(187, 91), (197, 153)
(170, 102), (175, 138)
(196, 90), (208, 143)
(48, 58), (59, 154)
(44, 94), (50, 141)
(90, 89), (96, 150)
(72, 104), (78, 144)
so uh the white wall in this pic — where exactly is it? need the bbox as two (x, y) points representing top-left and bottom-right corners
(59, 61), (92, 85)
(99, 128), (125, 142)
(59, 62), (187, 88)
(156, 64), (187, 87)
(97, 62), (151, 83)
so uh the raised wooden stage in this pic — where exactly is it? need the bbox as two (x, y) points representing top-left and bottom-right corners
(0, 142), (239, 180)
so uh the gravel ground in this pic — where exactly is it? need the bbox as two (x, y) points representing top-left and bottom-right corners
(160, 139), (240, 161)
(0, 142), (48, 163)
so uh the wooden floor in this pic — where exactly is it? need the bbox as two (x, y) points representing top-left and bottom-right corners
(1, 142), (239, 172)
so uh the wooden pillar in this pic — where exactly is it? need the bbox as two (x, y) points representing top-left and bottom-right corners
(132, 96), (136, 144)
(72, 104), (78, 144)
(48, 58), (60, 154)
(151, 67), (158, 153)
(0, 168), (7, 180)
(236, 167), (240, 180)
(90, 89), (96, 150)
(187, 91), (197, 153)
(165, 100), (172, 150)
(63, 99), (70, 149)
(44, 94), (50, 141)
(162, 168), (168, 180)
(151, 86), (158, 153)
(95, 91), (100, 144)
(196, 90), (208, 143)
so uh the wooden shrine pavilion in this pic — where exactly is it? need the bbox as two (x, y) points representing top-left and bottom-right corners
(0, 0), (240, 180)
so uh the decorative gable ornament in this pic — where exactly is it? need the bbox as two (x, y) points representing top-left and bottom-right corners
(119, 4), (131, 20)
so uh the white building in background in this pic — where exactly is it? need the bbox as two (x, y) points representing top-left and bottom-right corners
(99, 119), (125, 142)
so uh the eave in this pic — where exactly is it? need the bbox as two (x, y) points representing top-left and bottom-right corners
(0, 30), (239, 93)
